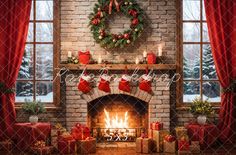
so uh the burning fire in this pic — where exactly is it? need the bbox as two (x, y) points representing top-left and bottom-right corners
(104, 109), (129, 129)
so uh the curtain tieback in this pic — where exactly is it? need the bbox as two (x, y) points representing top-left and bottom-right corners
(0, 82), (15, 94)
(221, 80), (236, 93)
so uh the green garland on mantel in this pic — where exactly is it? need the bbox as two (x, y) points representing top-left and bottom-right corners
(89, 0), (145, 49)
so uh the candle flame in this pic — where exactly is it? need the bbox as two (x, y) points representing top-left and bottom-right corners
(104, 109), (128, 129)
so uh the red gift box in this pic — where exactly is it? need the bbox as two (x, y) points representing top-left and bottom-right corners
(0, 140), (12, 152)
(71, 123), (90, 140)
(178, 140), (190, 151)
(58, 136), (76, 154)
(147, 52), (156, 64)
(77, 137), (96, 154)
(30, 146), (54, 155)
(150, 122), (163, 130)
(78, 51), (90, 64)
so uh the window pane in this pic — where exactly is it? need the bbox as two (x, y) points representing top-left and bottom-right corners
(202, 44), (217, 80)
(183, 44), (200, 79)
(36, 44), (53, 80)
(16, 81), (33, 102)
(183, 81), (200, 102)
(36, 82), (53, 102)
(203, 23), (209, 42)
(18, 44), (34, 80)
(27, 23), (34, 42)
(183, 23), (200, 42)
(203, 82), (221, 102)
(202, 0), (206, 20)
(30, 1), (34, 20)
(36, 1), (53, 20)
(183, 0), (200, 20)
(36, 23), (53, 42)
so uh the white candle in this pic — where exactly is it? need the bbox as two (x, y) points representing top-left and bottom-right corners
(68, 51), (72, 58)
(143, 50), (147, 58)
(158, 46), (162, 56)
(98, 55), (102, 64)
(135, 57), (139, 64)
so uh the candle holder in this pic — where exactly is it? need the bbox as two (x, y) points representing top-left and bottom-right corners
(142, 57), (147, 64)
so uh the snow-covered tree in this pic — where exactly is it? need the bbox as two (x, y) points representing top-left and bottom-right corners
(183, 57), (192, 79)
(17, 51), (33, 96)
(202, 45), (216, 79)
(202, 45), (219, 98)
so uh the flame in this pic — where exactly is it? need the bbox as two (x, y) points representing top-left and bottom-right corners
(104, 109), (128, 129)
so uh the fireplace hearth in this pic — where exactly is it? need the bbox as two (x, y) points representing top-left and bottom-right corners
(88, 94), (148, 142)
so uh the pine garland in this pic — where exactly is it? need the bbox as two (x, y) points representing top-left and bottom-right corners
(89, 0), (145, 49)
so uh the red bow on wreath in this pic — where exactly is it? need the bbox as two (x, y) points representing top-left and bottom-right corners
(109, 0), (120, 14)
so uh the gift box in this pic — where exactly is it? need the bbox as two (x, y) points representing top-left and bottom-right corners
(0, 140), (12, 152)
(78, 51), (90, 64)
(58, 135), (76, 154)
(71, 123), (90, 140)
(136, 137), (152, 154)
(163, 140), (176, 153)
(150, 122), (163, 130)
(77, 137), (96, 154)
(178, 135), (190, 151)
(147, 52), (156, 64)
(152, 130), (169, 152)
(29, 146), (54, 155)
(175, 127), (188, 139)
(190, 141), (200, 154)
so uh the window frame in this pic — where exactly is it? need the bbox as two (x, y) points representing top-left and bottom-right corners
(15, 0), (60, 108)
(176, 0), (221, 107)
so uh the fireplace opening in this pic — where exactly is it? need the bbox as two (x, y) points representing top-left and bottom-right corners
(88, 94), (148, 142)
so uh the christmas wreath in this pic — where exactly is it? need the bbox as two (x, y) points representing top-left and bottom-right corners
(89, 0), (145, 49)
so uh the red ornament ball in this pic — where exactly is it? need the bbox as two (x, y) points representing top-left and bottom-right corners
(123, 33), (130, 39)
(132, 18), (139, 25)
(118, 35), (123, 39)
(128, 9), (138, 17)
(92, 18), (100, 25)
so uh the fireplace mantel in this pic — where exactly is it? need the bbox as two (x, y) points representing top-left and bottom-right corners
(59, 64), (176, 70)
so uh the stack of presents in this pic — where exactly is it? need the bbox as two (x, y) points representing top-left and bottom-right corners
(136, 122), (201, 154)
(0, 123), (96, 155)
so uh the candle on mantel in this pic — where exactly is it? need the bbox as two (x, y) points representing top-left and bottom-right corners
(143, 50), (147, 58)
(158, 45), (163, 56)
(135, 57), (140, 64)
(68, 51), (72, 58)
(98, 55), (102, 64)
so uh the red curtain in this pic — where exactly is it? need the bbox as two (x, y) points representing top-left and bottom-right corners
(204, 0), (236, 143)
(0, 0), (32, 140)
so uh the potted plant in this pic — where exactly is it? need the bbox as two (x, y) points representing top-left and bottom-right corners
(22, 99), (46, 123)
(189, 97), (214, 125)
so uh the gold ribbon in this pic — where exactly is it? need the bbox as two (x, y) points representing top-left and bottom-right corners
(0, 82), (15, 94)
(109, 0), (120, 14)
(221, 79), (236, 93)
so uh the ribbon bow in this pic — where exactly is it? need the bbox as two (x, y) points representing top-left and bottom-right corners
(109, 0), (120, 14)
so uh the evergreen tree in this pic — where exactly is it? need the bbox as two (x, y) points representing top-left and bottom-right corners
(17, 51), (33, 96)
(202, 45), (216, 79)
(202, 45), (218, 98)
(183, 57), (193, 94)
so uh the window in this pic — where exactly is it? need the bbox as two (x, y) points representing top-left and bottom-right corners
(181, 0), (221, 103)
(16, 0), (55, 103)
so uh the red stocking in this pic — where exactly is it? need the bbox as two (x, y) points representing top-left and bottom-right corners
(139, 68), (153, 93)
(98, 74), (112, 93)
(77, 74), (92, 93)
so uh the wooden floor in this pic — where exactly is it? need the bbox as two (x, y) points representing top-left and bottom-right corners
(1, 144), (236, 155)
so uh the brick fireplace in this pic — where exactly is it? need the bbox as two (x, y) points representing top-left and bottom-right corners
(65, 71), (173, 136)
